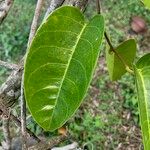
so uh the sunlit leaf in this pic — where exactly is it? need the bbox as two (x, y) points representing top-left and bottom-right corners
(134, 53), (150, 150)
(106, 39), (136, 81)
(24, 6), (104, 131)
(142, 0), (150, 9)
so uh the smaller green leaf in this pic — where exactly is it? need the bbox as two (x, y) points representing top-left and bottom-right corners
(134, 53), (150, 150)
(142, 0), (150, 9)
(106, 39), (136, 81)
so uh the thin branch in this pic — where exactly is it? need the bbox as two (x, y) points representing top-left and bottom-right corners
(28, 135), (68, 150)
(96, 0), (114, 51)
(104, 33), (134, 74)
(96, 0), (134, 74)
(20, 0), (44, 147)
(44, 0), (65, 19)
(63, 0), (88, 11)
(10, 113), (41, 143)
(96, 0), (101, 14)
(52, 142), (78, 150)
(21, 74), (27, 149)
(104, 31), (115, 52)
(0, 0), (14, 24)
(2, 117), (11, 150)
(28, 0), (44, 47)
(0, 60), (19, 70)
(0, 68), (23, 112)
(0, 102), (41, 143)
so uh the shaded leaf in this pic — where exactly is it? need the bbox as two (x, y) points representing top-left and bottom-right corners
(24, 6), (104, 131)
(134, 53), (150, 150)
(106, 39), (136, 81)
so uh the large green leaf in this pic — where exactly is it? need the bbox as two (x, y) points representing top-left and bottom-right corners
(134, 53), (150, 150)
(24, 6), (104, 131)
(142, 0), (150, 9)
(106, 39), (136, 81)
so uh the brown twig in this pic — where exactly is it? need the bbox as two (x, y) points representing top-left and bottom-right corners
(105, 32), (134, 74)
(0, 0), (14, 24)
(2, 117), (11, 150)
(0, 102), (41, 143)
(44, 0), (65, 19)
(96, 0), (114, 52)
(104, 32), (128, 68)
(104, 31), (115, 52)
(28, 0), (44, 47)
(0, 68), (23, 110)
(9, 113), (41, 143)
(63, 0), (88, 11)
(0, 60), (19, 70)
(51, 142), (78, 150)
(28, 135), (68, 150)
(20, 0), (45, 148)
(96, 0), (134, 74)
(96, 0), (101, 14)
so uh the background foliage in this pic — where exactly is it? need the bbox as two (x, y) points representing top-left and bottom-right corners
(0, 0), (150, 149)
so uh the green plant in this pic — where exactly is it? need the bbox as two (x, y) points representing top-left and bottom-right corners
(1, 0), (150, 149)
(23, 3), (150, 150)
(24, 6), (105, 131)
(69, 113), (106, 149)
(106, 39), (136, 81)
(134, 53), (150, 149)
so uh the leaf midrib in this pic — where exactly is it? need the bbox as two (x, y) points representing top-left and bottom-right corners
(49, 23), (87, 128)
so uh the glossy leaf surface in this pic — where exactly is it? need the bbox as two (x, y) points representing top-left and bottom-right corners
(24, 6), (104, 131)
(106, 39), (136, 81)
(135, 53), (150, 150)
